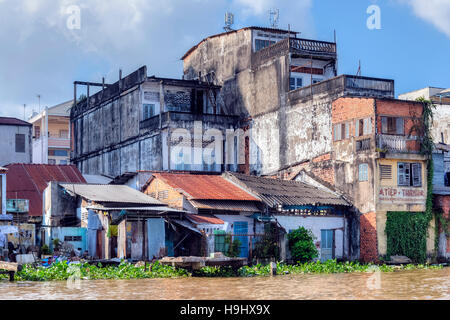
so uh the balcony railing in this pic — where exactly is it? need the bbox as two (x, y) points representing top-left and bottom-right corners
(289, 38), (336, 54)
(378, 134), (407, 153)
(6, 199), (29, 213)
(356, 138), (371, 151)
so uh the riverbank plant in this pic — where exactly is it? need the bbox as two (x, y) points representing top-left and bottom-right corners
(0, 259), (443, 281)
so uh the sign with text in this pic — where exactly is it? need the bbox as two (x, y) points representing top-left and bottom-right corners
(378, 187), (426, 205)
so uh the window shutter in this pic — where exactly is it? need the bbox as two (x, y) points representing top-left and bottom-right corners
(355, 119), (360, 137)
(334, 124), (341, 141)
(412, 163), (422, 187)
(364, 118), (372, 135)
(398, 163), (406, 186)
(396, 118), (404, 135)
(381, 117), (387, 134)
(345, 122), (350, 139)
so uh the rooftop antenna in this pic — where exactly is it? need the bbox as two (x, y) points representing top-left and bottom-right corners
(356, 60), (361, 76)
(269, 9), (279, 28)
(224, 12), (234, 32)
(37, 94), (41, 113)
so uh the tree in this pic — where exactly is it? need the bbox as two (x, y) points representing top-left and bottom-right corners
(287, 227), (318, 263)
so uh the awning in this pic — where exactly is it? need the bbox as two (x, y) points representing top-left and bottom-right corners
(189, 200), (261, 212)
(186, 214), (225, 225)
(86, 206), (187, 213)
(171, 219), (202, 235)
(0, 225), (18, 234)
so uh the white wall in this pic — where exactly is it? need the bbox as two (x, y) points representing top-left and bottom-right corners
(275, 215), (346, 260)
(0, 173), (6, 215)
(0, 125), (32, 166)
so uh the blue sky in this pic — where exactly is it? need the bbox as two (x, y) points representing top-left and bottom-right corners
(0, 0), (449, 119)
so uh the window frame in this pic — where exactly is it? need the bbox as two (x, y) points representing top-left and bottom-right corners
(15, 134), (25, 153)
(358, 163), (369, 182)
(397, 162), (422, 187)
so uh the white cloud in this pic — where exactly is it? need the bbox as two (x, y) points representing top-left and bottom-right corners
(0, 0), (314, 119)
(403, 0), (450, 37)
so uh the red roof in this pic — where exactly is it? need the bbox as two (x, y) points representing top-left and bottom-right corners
(186, 214), (224, 225)
(0, 117), (31, 126)
(151, 173), (258, 201)
(5, 164), (86, 217)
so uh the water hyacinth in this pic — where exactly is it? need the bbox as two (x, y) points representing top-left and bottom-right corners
(0, 259), (443, 281)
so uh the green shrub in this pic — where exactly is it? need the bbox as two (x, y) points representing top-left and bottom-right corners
(287, 227), (318, 263)
(227, 239), (241, 258)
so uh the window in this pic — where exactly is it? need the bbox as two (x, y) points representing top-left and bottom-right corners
(359, 163), (369, 181)
(255, 39), (276, 51)
(59, 160), (67, 165)
(59, 130), (69, 138)
(15, 134), (25, 153)
(49, 150), (68, 157)
(398, 162), (422, 187)
(334, 123), (350, 141)
(64, 236), (82, 242)
(289, 77), (303, 90)
(381, 116), (404, 135)
(48, 159), (56, 165)
(380, 165), (392, 180)
(312, 78), (322, 84)
(142, 104), (156, 120)
(355, 118), (372, 136)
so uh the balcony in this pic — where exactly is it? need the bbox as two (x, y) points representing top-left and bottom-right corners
(288, 75), (395, 102)
(356, 138), (371, 151)
(6, 199), (29, 213)
(377, 134), (422, 154)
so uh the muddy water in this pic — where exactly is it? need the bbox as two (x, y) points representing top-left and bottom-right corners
(0, 268), (448, 300)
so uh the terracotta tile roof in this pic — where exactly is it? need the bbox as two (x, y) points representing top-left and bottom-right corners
(5, 164), (86, 216)
(0, 117), (31, 126)
(186, 214), (224, 225)
(151, 173), (259, 201)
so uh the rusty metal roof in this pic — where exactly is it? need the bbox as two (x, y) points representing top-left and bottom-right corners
(60, 183), (162, 205)
(225, 172), (350, 208)
(5, 164), (86, 216)
(0, 117), (31, 126)
(150, 173), (259, 201)
(189, 199), (261, 212)
(186, 214), (225, 225)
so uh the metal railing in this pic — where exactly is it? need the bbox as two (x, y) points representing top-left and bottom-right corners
(356, 138), (371, 151)
(378, 134), (407, 152)
(289, 38), (336, 54)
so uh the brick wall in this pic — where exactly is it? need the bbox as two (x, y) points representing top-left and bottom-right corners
(144, 178), (184, 209)
(360, 211), (378, 262)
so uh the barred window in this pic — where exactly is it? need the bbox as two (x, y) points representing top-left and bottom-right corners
(398, 162), (421, 187)
(358, 163), (369, 181)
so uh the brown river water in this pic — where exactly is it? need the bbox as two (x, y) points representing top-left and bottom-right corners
(0, 268), (448, 300)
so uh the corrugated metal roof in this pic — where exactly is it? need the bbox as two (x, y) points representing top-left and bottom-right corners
(189, 199), (261, 212)
(86, 206), (185, 213)
(226, 172), (350, 207)
(60, 183), (162, 205)
(151, 173), (259, 201)
(5, 164), (85, 216)
(172, 219), (203, 234)
(0, 117), (31, 126)
(186, 214), (224, 225)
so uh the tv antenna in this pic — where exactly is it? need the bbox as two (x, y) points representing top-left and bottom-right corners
(269, 9), (279, 28)
(224, 12), (234, 32)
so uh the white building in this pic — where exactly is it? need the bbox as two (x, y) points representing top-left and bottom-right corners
(28, 100), (72, 165)
(0, 117), (32, 166)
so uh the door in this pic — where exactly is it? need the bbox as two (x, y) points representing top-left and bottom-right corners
(233, 221), (248, 258)
(320, 229), (334, 262)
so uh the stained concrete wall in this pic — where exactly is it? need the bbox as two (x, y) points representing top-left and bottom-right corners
(0, 124), (32, 166)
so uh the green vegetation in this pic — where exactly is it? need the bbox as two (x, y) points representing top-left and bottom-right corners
(0, 260), (189, 281)
(287, 227), (318, 263)
(386, 98), (438, 263)
(227, 239), (241, 258)
(253, 224), (280, 260)
(0, 259), (443, 281)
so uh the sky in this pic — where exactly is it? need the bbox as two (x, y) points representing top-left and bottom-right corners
(0, 0), (449, 119)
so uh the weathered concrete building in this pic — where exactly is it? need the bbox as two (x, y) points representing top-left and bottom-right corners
(0, 117), (32, 166)
(71, 66), (242, 177)
(182, 26), (395, 175)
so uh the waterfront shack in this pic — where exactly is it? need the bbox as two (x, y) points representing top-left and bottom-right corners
(225, 172), (353, 262)
(48, 183), (193, 260)
(143, 173), (265, 258)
